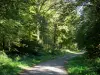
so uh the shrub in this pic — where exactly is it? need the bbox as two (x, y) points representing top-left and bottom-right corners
(12, 39), (43, 55)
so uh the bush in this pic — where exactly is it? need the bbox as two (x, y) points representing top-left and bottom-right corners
(65, 56), (100, 75)
(12, 39), (43, 55)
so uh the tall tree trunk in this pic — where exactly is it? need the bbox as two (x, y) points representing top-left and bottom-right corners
(28, 24), (31, 41)
(37, 25), (40, 41)
(2, 36), (5, 50)
(8, 39), (11, 51)
(53, 24), (57, 50)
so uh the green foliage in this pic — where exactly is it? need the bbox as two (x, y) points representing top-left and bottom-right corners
(11, 39), (43, 55)
(0, 51), (59, 75)
(76, 0), (100, 58)
(65, 55), (100, 75)
(0, 51), (21, 75)
(0, 0), (77, 54)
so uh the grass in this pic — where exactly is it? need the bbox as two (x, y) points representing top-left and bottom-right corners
(0, 51), (62, 75)
(65, 55), (100, 75)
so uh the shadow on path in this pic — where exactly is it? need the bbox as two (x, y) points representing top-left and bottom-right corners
(19, 52), (83, 75)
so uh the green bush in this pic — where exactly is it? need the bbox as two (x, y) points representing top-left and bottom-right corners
(12, 39), (43, 55)
(65, 56), (100, 75)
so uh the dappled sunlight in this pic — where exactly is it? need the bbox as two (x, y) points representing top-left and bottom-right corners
(40, 66), (65, 73)
(28, 65), (66, 73)
(18, 65), (31, 70)
(20, 65), (68, 75)
(63, 49), (84, 54)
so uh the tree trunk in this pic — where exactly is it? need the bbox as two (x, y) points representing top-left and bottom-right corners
(53, 24), (57, 50)
(37, 25), (40, 41)
(2, 37), (5, 50)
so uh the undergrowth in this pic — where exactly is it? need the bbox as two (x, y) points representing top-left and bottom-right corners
(0, 51), (59, 75)
(65, 55), (100, 75)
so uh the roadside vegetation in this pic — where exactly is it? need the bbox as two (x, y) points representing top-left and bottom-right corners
(0, 51), (65, 75)
(65, 55), (100, 75)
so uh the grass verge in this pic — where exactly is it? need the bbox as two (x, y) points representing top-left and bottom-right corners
(65, 55), (100, 75)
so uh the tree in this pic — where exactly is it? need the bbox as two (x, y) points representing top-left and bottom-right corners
(76, 0), (100, 58)
(0, 0), (78, 55)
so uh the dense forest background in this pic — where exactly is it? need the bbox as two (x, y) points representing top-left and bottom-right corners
(0, 0), (100, 75)
(0, 0), (79, 55)
(0, 0), (100, 57)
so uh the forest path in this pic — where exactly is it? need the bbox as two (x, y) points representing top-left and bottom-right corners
(20, 52), (83, 75)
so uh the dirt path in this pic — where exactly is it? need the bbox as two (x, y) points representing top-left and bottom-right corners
(20, 53), (83, 75)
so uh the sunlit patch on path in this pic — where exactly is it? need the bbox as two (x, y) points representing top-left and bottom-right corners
(20, 66), (67, 75)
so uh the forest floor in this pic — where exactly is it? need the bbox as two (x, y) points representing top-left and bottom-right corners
(19, 52), (83, 75)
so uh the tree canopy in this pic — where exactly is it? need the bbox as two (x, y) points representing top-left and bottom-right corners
(0, 0), (100, 58)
